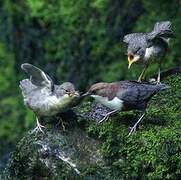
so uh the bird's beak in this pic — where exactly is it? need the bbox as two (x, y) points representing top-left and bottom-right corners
(128, 54), (139, 69)
(69, 91), (79, 97)
(81, 92), (91, 97)
(73, 91), (80, 97)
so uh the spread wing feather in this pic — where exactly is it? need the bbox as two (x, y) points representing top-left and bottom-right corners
(21, 63), (53, 90)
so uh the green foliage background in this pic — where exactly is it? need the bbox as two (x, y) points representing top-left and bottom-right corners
(0, 0), (180, 173)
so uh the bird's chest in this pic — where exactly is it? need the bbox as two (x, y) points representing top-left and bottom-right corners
(144, 46), (163, 63)
(91, 95), (123, 110)
(34, 95), (72, 116)
(144, 46), (156, 61)
(35, 96), (59, 116)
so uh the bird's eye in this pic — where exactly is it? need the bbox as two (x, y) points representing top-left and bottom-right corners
(135, 48), (141, 54)
(62, 88), (69, 94)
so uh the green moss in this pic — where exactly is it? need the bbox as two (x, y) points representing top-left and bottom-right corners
(3, 75), (181, 179)
(0, 0), (180, 173)
(85, 75), (181, 179)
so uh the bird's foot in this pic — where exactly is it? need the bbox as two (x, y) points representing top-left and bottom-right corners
(36, 122), (46, 133)
(61, 121), (68, 131)
(57, 118), (68, 131)
(128, 113), (145, 136)
(99, 110), (118, 123)
(35, 117), (46, 133)
(128, 125), (137, 136)
(156, 68), (161, 84)
(99, 114), (110, 123)
(31, 124), (45, 134)
(149, 78), (157, 84)
(137, 78), (142, 82)
(137, 77), (144, 82)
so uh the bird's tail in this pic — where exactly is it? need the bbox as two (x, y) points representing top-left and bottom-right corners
(155, 83), (171, 91)
(149, 21), (175, 39)
(19, 79), (36, 98)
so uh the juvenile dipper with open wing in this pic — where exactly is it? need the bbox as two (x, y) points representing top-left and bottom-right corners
(83, 81), (170, 135)
(19, 63), (80, 132)
(123, 21), (174, 83)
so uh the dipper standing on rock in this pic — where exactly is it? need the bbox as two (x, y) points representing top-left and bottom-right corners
(123, 21), (174, 83)
(83, 81), (170, 135)
(19, 63), (80, 132)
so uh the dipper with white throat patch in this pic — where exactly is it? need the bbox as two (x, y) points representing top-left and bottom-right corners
(83, 81), (170, 135)
(19, 63), (80, 132)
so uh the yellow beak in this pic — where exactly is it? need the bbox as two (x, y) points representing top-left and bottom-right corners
(128, 59), (135, 69)
(128, 54), (139, 69)
(70, 91), (79, 97)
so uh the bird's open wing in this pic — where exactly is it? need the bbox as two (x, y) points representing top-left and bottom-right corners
(21, 63), (53, 90)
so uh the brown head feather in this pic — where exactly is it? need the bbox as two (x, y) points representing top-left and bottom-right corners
(88, 82), (122, 100)
(88, 82), (109, 93)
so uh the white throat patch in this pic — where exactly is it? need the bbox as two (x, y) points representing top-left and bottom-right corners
(91, 95), (123, 110)
(145, 46), (155, 60)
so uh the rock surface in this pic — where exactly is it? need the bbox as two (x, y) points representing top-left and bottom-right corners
(3, 74), (181, 179)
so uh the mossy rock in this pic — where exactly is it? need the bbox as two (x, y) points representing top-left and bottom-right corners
(3, 75), (181, 179)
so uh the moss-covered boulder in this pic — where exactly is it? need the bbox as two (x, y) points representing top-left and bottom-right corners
(3, 75), (181, 179)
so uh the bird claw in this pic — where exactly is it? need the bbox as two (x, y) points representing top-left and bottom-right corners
(39, 125), (45, 132)
(56, 118), (68, 131)
(31, 124), (45, 134)
(99, 115), (109, 123)
(137, 78), (142, 82)
(149, 78), (157, 84)
(128, 126), (137, 136)
(35, 117), (45, 133)
(128, 113), (145, 136)
(61, 121), (66, 131)
(99, 110), (118, 124)
(37, 123), (45, 133)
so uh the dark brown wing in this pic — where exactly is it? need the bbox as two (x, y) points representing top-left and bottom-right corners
(116, 81), (169, 110)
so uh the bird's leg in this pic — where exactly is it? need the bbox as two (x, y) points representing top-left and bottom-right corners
(56, 116), (68, 131)
(60, 118), (67, 131)
(138, 66), (147, 82)
(36, 117), (45, 133)
(99, 109), (118, 123)
(157, 67), (161, 84)
(128, 112), (145, 136)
